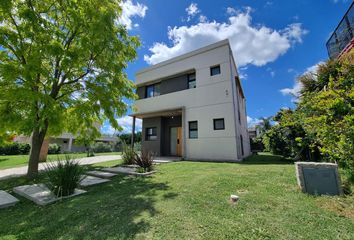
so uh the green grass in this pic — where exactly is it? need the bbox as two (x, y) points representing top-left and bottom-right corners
(0, 152), (121, 170)
(0, 153), (353, 239)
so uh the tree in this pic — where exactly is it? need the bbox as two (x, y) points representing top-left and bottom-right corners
(256, 117), (272, 135)
(0, 0), (139, 177)
(118, 131), (142, 145)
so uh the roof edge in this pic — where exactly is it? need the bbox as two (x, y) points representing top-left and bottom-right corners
(136, 39), (230, 76)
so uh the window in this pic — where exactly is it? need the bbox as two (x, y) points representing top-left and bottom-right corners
(189, 121), (198, 139)
(146, 127), (157, 140)
(213, 118), (225, 130)
(210, 65), (221, 76)
(240, 135), (244, 156)
(146, 83), (160, 98)
(188, 73), (196, 89)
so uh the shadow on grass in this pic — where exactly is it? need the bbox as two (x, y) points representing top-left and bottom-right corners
(242, 153), (294, 165)
(0, 171), (175, 239)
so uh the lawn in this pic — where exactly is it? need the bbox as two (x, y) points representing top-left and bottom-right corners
(0, 152), (121, 170)
(0, 153), (353, 239)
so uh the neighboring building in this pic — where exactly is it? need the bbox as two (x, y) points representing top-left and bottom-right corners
(248, 127), (260, 139)
(131, 39), (251, 161)
(15, 133), (118, 153)
(326, 1), (354, 59)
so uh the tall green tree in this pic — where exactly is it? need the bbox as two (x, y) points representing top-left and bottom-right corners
(256, 117), (272, 135)
(0, 0), (139, 177)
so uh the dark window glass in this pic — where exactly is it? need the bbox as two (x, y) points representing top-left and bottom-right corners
(146, 83), (160, 98)
(210, 65), (221, 76)
(213, 118), (225, 130)
(189, 121), (198, 139)
(240, 135), (244, 156)
(188, 73), (196, 89)
(146, 127), (157, 140)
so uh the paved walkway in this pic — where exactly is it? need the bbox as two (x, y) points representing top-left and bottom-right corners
(0, 155), (121, 180)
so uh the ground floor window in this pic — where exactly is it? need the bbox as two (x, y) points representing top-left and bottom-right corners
(189, 121), (198, 139)
(146, 127), (157, 140)
(240, 135), (244, 156)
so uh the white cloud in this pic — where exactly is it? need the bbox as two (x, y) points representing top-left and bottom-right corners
(144, 7), (307, 67)
(280, 61), (324, 97)
(118, 0), (148, 30)
(226, 7), (237, 15)
(247, 116), (261, 127)
(199, 15), (208, 23)
(101, 116), (142, 135)
(186, 3), (200, 17)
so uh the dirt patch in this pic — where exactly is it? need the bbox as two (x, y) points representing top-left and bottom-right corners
(317, 195), (354, 220)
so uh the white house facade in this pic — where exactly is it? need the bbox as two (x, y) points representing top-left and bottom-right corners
(131, 39), (251, 161)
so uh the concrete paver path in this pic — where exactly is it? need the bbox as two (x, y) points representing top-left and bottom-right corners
(0, 155), (121, 180)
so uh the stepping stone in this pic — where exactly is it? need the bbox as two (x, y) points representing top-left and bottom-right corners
(13, 184), (86, 206)
(0, 190), (19, 209)
(101, 166), (136, 174)
(86, 170), (117, 179)
(79, 175), (110, 187)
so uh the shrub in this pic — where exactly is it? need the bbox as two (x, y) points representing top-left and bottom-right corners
(92, 142), (112, 153)
(0, 142), (31, 155)
(122, 143), (135, 165)
(134, 151), (154, 172)
(45, 156), (86, 197)
(48, 143), (61, 154)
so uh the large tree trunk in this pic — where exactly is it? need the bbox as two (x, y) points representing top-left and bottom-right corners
(27, 126), (48, 178)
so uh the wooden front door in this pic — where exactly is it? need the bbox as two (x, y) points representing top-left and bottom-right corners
(177, 127), (182, 156)
(170, 127), (182, 157)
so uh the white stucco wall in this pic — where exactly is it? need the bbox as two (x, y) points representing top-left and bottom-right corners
(135, 40), (250, 161)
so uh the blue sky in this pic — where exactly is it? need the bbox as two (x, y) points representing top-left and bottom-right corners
(101, 0), (351, 135)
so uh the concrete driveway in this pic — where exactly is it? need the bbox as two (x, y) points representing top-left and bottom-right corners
(0, 155), (121, 180)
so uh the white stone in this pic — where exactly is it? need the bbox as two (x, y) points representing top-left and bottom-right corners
(13, 184), (86, 206)
(79, 175), (110, 187)
(0, 190), (19, 209)
(86, 170), (117, 179)
(101, 167), (156, 177)
(230, 194), (239, 202)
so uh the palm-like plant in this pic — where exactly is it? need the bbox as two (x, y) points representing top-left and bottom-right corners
(256, 117), (272, 135)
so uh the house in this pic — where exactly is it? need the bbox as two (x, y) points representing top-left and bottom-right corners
(14, 132), (118, 153)
(131, 39), (251, 161)
(248, 126), (261, 139)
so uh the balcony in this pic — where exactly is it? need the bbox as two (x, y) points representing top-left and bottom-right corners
(326, 2), (354, 59)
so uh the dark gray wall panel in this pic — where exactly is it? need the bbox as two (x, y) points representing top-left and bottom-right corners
(136, 86), (145, 99)
(142, 117), (162, 156)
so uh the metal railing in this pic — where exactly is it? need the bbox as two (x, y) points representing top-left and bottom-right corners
(326, 2), (354, 59)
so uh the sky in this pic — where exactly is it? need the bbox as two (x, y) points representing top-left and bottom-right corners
(101, 0), (352, 135)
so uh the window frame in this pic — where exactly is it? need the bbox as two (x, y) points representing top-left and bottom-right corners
(146, 127), (157, 141)
(213, 118), (225, 130)
(210, 65), (221, 76)
(187, 73), (196, 89)
(145, 83), (161, 98)
(188, 121), (198, 139)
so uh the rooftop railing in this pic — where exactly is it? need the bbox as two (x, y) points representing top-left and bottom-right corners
(326, 2), (354, 59)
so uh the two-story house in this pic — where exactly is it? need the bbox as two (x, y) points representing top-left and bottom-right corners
(131, 39), (251, 161)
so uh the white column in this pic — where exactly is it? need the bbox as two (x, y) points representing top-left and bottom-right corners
(68, 138), (73, 152)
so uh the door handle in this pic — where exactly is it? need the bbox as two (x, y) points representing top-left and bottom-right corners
(177, 139), (180, 144)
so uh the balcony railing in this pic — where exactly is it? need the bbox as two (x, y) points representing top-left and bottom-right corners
(326, 2), (354, 59)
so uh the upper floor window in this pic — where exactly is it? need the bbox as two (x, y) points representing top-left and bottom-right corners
(189, 121), (198, 139)
(213, 118), (225, 130)
(146, 127), (157, 140)
(210, 65), (221, 76)
(146, 83), (160, 98)
(188, 73), (196, 89)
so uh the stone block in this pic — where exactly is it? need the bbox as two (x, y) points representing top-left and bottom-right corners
(0, 190), (19, 209)
(295, 162), (343, 196)
(86, 170), (117, 179)
(79, 175), (110, 187)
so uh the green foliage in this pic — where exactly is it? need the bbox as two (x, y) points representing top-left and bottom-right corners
(48, 143), (61, 154)
(264, 51), (354, 180)
(45, 156), (86, 197)
(118, 132), (142, 145)
(92, 142), (112, 153)
(0, 0), (139, 174)
(134, 151), (154, 172)
(0, 142), (30, 155)
(256, 117), (273, 135)
(122, 143), (136, 165)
